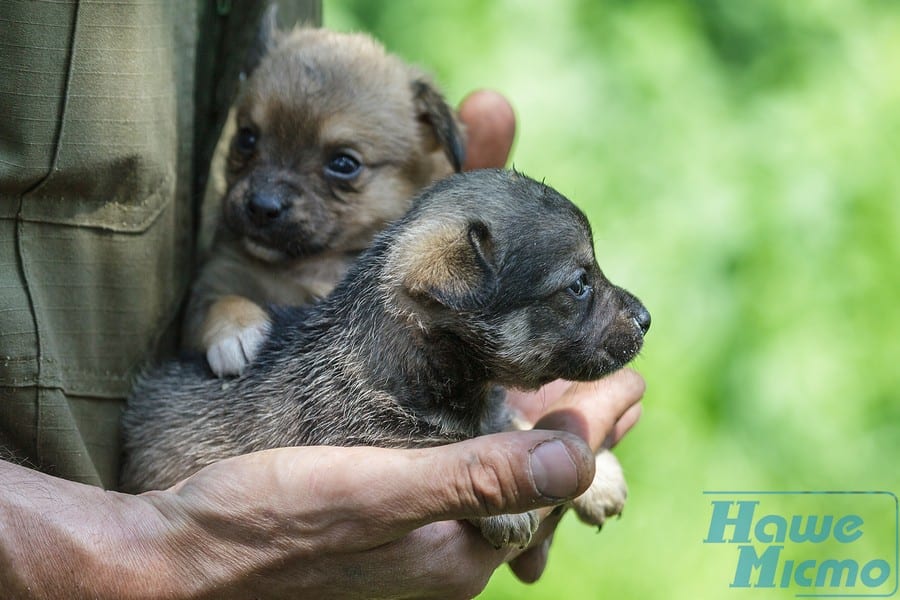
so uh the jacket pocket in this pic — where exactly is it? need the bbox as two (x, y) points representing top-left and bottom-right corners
(5, 0), (191, 232)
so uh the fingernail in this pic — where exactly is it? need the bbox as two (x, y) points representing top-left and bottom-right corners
(529, 439), (579, 499)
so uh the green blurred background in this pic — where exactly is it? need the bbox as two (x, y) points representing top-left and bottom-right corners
(325, 1), (900, 598)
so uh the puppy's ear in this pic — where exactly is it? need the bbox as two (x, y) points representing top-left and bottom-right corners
(243, 4), (279, 78)
(398, 220), (497, 311)
(413, 79), (466, 173)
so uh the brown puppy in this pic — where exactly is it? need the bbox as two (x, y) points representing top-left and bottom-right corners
(122, 170), (651, 548)
(185, 12), (465, 376)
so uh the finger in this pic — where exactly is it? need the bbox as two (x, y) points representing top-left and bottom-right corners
(533, 368), (646, 452)
(602, 401), (643, 449)
(328, 521), (504, 599)
(505, 379), (572, 426)
(508, 535), (552, 584)
(507, 507), (565, 583)
(282, 430), (595, 543)
(458, 89), (516, 170)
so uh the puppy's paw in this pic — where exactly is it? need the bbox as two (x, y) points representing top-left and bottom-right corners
(206, 325), (269, 377)
(202, 295), (271, 377)
(470, 511), (540, 549)
(572, 449), (628, 528)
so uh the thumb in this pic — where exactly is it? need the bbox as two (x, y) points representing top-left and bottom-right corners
(165, 432), (595, 552)
(300, 430), (596, 541)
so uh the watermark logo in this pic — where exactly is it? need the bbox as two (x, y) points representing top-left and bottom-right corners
(703, 491), (898, 597)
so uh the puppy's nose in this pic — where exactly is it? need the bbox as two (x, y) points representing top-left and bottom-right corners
(633, 306), (651, 336)
(247, 191), (284, 226)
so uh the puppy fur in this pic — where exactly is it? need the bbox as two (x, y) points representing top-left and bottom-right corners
(122, 170), (650, 548)
(185, 13), (465, 376)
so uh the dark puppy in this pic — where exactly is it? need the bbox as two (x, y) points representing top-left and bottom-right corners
(186, 12), (464, 377)
(122, 170), (650, 548)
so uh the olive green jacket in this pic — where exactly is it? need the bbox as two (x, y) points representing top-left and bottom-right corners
(0, 0), (320, 489)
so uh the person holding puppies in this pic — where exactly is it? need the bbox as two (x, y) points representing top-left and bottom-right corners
(0, 2), (645, 597)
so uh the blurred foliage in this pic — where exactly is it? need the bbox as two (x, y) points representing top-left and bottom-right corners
(325, 1), (900, 598)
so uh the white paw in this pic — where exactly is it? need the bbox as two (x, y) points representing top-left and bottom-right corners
(571, 449), (628, 528)
(471, 511), (540, 549)
(206, 319), (270, 377)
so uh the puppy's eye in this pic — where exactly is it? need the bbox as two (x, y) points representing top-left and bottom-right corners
(567, 273), (592, 300)
(325, 153), (362, 180)
(235, 127), (258, 156)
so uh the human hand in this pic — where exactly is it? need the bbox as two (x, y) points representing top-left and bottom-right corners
(0, 409), (632, 599)
(504, 368), (646, 583)
(119, 431), (588, 599)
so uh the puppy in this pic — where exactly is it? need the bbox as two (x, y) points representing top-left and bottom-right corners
(122, 170), (650, 548)
(185, 11), (465, 377)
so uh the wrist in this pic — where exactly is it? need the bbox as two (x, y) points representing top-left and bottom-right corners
(0, 461), (210, 599)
